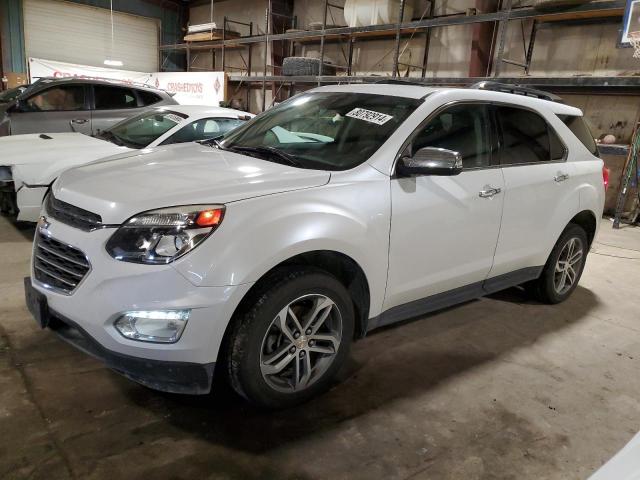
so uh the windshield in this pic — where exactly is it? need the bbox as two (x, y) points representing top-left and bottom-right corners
(221, 92), (421, 170)
(100, 110), (187, 148)
(0, 86), (27, 103)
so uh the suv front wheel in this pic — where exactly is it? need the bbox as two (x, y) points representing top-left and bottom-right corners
(226, 268), (355, 409)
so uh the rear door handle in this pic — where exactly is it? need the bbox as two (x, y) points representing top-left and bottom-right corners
(479, 187), (502, 198)
(71, 118), (88, 124)
(554, 173), (569, 183)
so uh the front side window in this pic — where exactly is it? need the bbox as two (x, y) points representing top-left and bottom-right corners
(97, 110), (188, 148)
(221, 92), (421, 170)
(162, 117), (246, 145)
(410, 104), (492, 169)
(94, 85), (138, 110)
(497, 106), (565, 165)
(24, 85), (85, 111)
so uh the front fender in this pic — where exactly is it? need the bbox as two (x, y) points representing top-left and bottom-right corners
(172, 170), (391, 317)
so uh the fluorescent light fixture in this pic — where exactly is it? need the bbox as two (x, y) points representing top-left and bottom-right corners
(104, 59), (123, 67)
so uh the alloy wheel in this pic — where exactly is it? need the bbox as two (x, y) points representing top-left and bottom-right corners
(260, 294), (342, 393)
(553, 237), (584, 295)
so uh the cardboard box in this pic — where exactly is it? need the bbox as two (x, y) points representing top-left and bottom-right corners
(3, 72), (29, 89)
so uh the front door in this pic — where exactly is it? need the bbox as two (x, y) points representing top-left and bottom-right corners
(10, 84), (91, 135)
(384, 103), (505, 312)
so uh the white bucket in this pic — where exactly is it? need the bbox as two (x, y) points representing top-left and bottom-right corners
(344, 0), (414, 28)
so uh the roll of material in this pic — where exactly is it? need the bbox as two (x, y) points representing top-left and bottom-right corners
(344, 0), (414, 28)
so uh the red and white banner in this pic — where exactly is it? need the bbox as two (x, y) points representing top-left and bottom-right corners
(28, 57), (226, 106)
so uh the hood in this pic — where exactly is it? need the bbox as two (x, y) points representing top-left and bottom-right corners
(1, 133), (130, 186)
(53, 143), (331, 223)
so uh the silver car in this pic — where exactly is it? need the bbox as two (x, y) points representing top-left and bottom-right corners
(0, 77), (177, 137)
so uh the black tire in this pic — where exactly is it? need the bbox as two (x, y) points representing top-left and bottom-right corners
(282, 57), (337, 76)
(526, 224), (589, 304)
(226, 267), (354, 409)
(532, 0), (589, 10)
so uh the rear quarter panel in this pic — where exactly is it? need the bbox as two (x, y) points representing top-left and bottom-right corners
(551, 115), (605, 242)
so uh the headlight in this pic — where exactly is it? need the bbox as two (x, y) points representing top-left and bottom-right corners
(106, 205), (224, 264)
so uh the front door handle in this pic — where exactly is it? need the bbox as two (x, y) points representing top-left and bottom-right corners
(71, 118), (88, 124)
(479, 186), (502, 198)
(554, 173), (569, 183)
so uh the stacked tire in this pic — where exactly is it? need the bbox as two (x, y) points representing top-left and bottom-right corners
(282, 57), (337, 76)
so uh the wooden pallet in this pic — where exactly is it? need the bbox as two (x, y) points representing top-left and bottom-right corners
(184, 29), (240, 42)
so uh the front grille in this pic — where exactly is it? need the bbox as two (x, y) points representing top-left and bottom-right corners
(33, 234), (90, 294)
(46, 194), (103, 231)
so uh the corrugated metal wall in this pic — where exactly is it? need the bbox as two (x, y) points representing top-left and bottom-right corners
(1, 0), (26, 73)
(0, 0), (186, 75)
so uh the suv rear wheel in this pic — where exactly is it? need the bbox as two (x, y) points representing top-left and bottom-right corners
(527, 224), (588, 304)
(226, 268), (354, 409)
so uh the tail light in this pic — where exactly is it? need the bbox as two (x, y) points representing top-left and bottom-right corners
(602, 165), (610, 191)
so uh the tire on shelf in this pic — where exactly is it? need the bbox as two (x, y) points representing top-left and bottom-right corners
(532, 0), (589, 10)
(282, 57), (337, 76)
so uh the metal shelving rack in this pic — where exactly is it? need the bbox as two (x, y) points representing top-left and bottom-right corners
(160, 0), (632, 110)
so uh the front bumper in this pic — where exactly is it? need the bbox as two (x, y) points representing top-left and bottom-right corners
(44, 303), (215, 394)
(28, 217), (253, 393)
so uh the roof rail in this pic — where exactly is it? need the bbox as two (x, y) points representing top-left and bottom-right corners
(29, 75), (167, 93)
(373, 79), (428, 86)
(471, 81), (563, 103)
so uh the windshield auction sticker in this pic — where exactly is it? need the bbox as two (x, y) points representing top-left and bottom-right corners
(346, 108), (393, 125)
(164, 113), (184, 124)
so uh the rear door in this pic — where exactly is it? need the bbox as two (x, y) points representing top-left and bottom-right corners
(488, 105), (578, 279)
(90, 84), (148, 134)
(10, 84), (91, 135)
(384, 103), (505, 311)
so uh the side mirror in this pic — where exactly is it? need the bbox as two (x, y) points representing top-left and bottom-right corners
(396, 147), (463, 177)
(8, 100), (24, 113)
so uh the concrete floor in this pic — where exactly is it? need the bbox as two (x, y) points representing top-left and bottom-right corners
(1, 216), (639, 480)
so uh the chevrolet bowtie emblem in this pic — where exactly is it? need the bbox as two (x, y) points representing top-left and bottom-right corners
(37, 215), (50, 234)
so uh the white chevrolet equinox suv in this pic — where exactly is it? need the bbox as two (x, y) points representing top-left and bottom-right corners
(25, 82), (606, 408)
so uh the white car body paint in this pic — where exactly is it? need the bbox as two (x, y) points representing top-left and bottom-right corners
(589, 432), (640, 480)
(1, 105), (253, 222)
(28, 84), (605, 394)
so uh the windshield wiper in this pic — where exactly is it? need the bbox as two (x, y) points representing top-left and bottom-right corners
(229, 146), (302, 167)
(96, 130), (125, 147)
(198, 136), (224, 148)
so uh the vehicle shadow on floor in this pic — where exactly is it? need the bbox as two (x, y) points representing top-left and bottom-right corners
(0, 217), (35, 242)
(124, 284), (599, 454)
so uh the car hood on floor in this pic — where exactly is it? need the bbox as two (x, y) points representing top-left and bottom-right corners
(1, 132), (130, 186)
(52, 142), (331, 224)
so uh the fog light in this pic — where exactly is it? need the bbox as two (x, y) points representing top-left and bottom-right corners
(114, 310), (190, 343)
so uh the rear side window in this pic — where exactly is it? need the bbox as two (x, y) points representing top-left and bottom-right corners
(138, 90), (162, 106)
(94, 86), (138, 110)
(497, 106), (565, 164)
(558, 114), (598, 156)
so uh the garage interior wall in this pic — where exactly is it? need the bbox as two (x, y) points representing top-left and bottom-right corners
(0, 0), (186, 76)
(190, 0), (640, 140)
(190, 1), (271, 112)
(23, 0), (159, 72)
(0, 0), (26, 74)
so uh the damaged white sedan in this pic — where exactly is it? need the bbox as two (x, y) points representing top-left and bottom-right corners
(0, 105), (252, 222)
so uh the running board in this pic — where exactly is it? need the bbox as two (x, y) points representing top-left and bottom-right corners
(367, 266), (543, 332)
